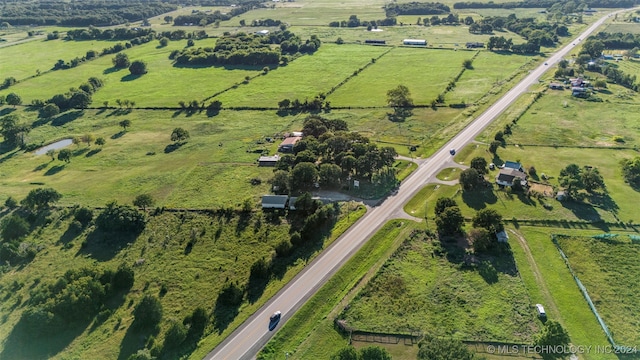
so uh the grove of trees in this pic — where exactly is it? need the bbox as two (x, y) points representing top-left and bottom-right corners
(271, 115), (397, 194)
(170, 30), (321, 67)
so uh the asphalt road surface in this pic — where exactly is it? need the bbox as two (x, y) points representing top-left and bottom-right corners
(205, 9), (629, 360)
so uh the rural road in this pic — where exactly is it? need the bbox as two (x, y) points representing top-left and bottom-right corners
(205, 9), (627, 360)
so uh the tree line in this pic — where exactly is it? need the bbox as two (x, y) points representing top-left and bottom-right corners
(383, 2), (451, 16)
(591, 31), (640, 50)
(453, 0), (637, 9)
(172, 1), (262, 26)
(170, 30), (321, 67)
(328, 14), (397, 28)
(0, 0), (177, 26)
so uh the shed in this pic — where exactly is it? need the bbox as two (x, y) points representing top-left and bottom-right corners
(261, 195), (288, 209)
(278, 136), (302, 152)
(255, 30), (270, 36)
(258, 154), (280, 167)
(288, 196), (297, 210)
(403, 39), (427, 46)
(365, 39), (386, 45)
(556, 190), (567, 201)
(496, 230), (509, 243)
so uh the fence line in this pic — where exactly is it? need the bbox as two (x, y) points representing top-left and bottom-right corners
(552, 234), (638, 354)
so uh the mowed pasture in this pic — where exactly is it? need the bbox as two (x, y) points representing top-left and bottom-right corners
(507, 87), (640, 148)
(0, 37), (111, 81)
(339, 232), (538, 343)
(0, 109), (293, 207)
(556, 236), (640, 346)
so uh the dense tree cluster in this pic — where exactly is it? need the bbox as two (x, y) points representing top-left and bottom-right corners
(621, 157), (640, 190)
(331, 345), (392, 360)
(21, 265), (134, 335)
(170, 30), (320, 67)
(173, 2), (262, 26)
(20, 187), (62, 210)
(591, 31), (640, 50)
(434, 198), (465, 237)
(270, 116), (397, 194)
(0, 214), (35, 264)
(329, 14), (397, 28)
(95, 201), (146, 234)
(0, 1), (177, 26)
(250, 18), (282, 27)
(65, 27), (154, 41)
(39, 77), (103, 114)
(559, 164), (606, 198)
(384, 2), (450, 16)
(453, 0), (636, 9)
(470, 14), (567, 52)
(277, 94), (330, 113)
(1, 114), (30, 148)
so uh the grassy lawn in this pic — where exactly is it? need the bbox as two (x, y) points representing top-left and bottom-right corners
(436, 167), (462, 181)
(556, 236), (640, 346)
(256, 220), (414, 360)
(339, 230), (538, 343)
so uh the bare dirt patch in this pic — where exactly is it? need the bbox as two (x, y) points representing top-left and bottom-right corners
(528, 182), (554, 197)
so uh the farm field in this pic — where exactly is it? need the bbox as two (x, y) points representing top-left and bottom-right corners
(556, 235), (640, 346)
(338, 230), (538, 343)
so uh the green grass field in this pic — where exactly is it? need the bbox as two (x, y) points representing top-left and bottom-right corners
(556, 236), (640, 346)
(339, 231), (538, 343)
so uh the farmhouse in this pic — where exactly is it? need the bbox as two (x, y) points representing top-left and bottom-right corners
(496, 168), (527, 187)
(569, 77), (587, 87)
(466, 42), (484, 49)
(258, 154), (279, 167)
(261, 195), (288, 209)
(365, 39), (386, 45)
(278, 136), (302, 152)
(403, 39), (427, 46)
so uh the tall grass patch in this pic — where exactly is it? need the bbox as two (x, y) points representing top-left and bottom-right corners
(556, 236), (640, 346)
(339, 231), (537, 343)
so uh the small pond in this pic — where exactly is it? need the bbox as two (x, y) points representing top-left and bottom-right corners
(34, 138), (73, 155)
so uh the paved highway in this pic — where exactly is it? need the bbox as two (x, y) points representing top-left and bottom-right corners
(205, 9), (627, 360)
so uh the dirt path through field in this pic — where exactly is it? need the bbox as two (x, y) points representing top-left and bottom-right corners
(509, 229), (560, 318)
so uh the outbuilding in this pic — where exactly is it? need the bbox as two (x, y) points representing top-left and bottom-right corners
(403, 39), (427, 46)
(258, 154), (280, 167)
(278, 136), (302, 152)
(261, 195), (288, 209)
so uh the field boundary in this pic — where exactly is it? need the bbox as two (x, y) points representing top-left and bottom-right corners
(340, 324), (534, 357)
(552, 234), (639, 354)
